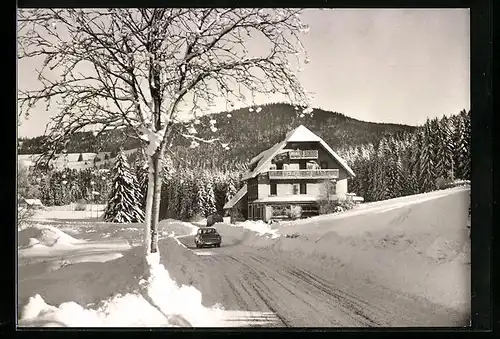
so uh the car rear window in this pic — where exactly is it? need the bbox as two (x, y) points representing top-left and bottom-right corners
(200, 228), (216, 234)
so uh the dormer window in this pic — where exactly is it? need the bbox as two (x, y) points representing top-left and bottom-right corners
(270, 164), (277, 170)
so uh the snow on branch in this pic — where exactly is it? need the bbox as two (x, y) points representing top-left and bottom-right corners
(180, 133), (229, 150)
(18, 8), (312, 160)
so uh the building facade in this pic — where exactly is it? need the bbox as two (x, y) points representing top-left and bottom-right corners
(224, 125), (356, 223)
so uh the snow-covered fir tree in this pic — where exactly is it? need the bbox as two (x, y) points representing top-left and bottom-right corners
(103, 150), (145, 223)
(225, 177), (237, 204)
(452, 114), (465, 179)
(194, 175), (208, 218)
(205, 176), (217, 217)
(460, 110), (471, 180)
(418, 125), (435, 192)
(435, 115), (454, 179)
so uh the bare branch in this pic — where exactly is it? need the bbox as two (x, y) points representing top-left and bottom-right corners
(18, 8), (312, 161)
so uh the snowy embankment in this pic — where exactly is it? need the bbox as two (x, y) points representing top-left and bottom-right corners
(232, 220), (280, 239)
(19, 241), (228, 327)
(220, 186), (471, 314)
(29, 204), (107, 222)
(18, 216), (225, 327)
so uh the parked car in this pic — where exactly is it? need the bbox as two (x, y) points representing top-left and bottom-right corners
(195, 227), (222, 248)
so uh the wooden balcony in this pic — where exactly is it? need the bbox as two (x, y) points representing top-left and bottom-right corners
(288, 150), (319, 160)
(268, 169), (339, 180)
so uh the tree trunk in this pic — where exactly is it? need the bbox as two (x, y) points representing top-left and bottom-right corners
(142, 155), (155, 259)
(149, 151), (163, 254)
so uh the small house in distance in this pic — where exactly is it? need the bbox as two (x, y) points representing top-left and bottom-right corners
(18, 197), (44, 210)
(224, 125), (356, 223)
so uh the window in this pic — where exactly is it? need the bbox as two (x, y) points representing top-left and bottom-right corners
(300, 183), (307, 195)
(270, 183), (277, 195)
(292, 183), (299, 195)
(328, 180), (337, 195)
(249, 205), (253, 219)
(283, 164), (289, 170)
(307, 162), (315, 169)
(270, 164), (277, 170)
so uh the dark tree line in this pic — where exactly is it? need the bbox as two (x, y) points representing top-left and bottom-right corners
(23, 167), (112, 206)
(157, 168), (242, 221)
(18, 103), (415, 169)
(19, 107), (469, 218)
(126, 150), (242, 222)
(341, 110), (470, 202)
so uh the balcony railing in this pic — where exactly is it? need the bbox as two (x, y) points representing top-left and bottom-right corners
(288, 149), (319, 160)
(268, 169), (339, 180)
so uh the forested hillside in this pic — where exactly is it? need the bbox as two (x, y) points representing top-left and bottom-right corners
(339, 110), (470, 202)
(19, 103), (416, 170)
(18, 104), (470, 220)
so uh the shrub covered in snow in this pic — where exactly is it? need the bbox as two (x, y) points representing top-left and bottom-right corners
(75, 199), (87, 211)
(18, 207), (36, 230)
(319, 198), (356, 215)
(18, 240), (228, 327)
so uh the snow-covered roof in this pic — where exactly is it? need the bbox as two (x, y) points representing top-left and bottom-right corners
(54, 153), (97, 162)
(253, 195), (321, 203)
(223, 184), (247, 210)
(23, 198), (43, 206)
(242, 125), (355, 180)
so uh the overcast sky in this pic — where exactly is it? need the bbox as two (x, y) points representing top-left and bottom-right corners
(17, 8), (470, 138)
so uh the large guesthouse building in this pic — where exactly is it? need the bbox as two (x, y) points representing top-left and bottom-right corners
(224, 125), (356, 223)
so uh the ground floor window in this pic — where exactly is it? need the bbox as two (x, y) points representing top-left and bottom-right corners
(249, 204), (266, 220)
(270, 183), (277, 195)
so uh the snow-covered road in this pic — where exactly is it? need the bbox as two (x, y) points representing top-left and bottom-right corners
(18, 186), (470, 327)
(169, 235), (466, 327)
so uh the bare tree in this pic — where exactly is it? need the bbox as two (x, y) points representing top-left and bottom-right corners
(18, 8), (313, 269)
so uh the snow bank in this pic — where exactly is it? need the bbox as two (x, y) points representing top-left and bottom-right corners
(233, 220), (280, 239)
(158, 219), (198, 237)
(19, 292), (175, 327)
(230, 189), (470, 313)
(18, 240), (226, 327)
(18, 224), (85, 249)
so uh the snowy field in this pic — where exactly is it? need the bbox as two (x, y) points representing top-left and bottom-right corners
(18, 209), (274, 327)
(18, 186), (470, 327)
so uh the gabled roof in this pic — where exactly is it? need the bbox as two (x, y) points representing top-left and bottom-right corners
(242, 125), (355, 180)
(223, 184), (247, 210)
(23, 198), (43, 206)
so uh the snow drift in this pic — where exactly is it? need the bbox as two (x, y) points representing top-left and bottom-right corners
(18, 224), (85, 249)
(216, 187), (470, 314)
(158, 219), (199, 237)
(18, 236), (227, 327)
(233, 220), (280, 239)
